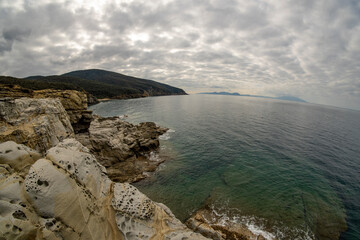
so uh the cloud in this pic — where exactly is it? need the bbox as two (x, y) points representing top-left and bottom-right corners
(0, 0), (360, 109)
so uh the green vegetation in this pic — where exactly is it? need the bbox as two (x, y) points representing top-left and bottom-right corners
(0, 76), (83, 91)
(0, 69), (187, 99)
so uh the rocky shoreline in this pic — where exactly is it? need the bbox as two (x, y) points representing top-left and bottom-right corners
(0, 85), (272, 239)
(0, 86), (209, 239)
(0, 84), (168, 183)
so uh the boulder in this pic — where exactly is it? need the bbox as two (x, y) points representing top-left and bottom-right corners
(0, 98), (74, 153)
(0, 140), (209, 240)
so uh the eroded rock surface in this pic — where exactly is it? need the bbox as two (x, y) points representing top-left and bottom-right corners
(0, 140), (208, 240)
(77, 115), (168, 182)
(0, 98), (74, 153)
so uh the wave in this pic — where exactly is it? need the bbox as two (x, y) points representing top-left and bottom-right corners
(207, 203), (276, 240)
(159, 129), (175, 140)
(200, 202), (315, 240)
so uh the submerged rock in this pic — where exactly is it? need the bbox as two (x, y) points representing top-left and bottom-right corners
(0, 139), (208, 240)
(186, 206), (269, 240)
(76, 115), (168, 182)
(0, 98), (74, 153)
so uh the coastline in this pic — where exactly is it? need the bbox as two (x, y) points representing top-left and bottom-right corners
(94, 96), (349, 240)
(0, 87), (207, 239)
(1, 88), (349, 239)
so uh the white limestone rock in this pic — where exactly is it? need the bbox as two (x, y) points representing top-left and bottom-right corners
(1, 140), (209, 240)
(0, 141), (41, 175)
(112, 183), (155, 220)
(46, 138), (111, 198)
(0, 141), (54, 240)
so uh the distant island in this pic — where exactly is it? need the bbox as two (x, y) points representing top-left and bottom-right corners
(0, 69), (187, 100)
(199, 92), (307, 103)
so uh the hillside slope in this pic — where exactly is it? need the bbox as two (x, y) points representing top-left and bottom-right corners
(27, 69), (187, 99)
(1, 69), (186, 99)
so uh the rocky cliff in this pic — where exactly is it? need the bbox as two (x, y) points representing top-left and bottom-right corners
(0, 139), (208, 240)
(0, 84), (93, 133)
(32, 89), (93, 133)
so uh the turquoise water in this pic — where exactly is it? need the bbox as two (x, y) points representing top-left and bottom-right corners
(90, 95), (360, 239)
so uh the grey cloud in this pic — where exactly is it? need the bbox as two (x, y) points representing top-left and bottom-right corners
(1, 0), (360, 109)
(3, 27), (31, 41)
(0, 27), (31, 54)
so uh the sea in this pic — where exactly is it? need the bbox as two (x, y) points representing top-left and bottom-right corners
(90, 94), (360, 240)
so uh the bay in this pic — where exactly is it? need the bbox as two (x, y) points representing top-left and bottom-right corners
(90, 94), (360, 239)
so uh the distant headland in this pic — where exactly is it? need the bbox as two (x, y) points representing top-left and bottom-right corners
(199, 91), (307, 103)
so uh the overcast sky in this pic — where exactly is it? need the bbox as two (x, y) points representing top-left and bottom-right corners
(1, 0), (360, 110)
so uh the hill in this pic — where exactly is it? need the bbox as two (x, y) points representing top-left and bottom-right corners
(1, 69), (186, 99)
(199, 92), (307, 103)
(22, 69), (187, 99)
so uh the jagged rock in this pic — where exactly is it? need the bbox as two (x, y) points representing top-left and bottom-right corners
(76, 115), (168, 182)
(0, 98), (74, 153)
(0, 140), (209, 240)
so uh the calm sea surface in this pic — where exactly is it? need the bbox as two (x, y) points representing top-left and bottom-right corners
(90, 95), (360, 240)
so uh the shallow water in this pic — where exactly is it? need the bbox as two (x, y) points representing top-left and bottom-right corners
(90, 95), (360, 239)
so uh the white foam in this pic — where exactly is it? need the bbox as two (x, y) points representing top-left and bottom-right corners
(117, 114), (128, 120)
(149, 151), (161, 162)
(159, 129), (175, 140)
(207, 204), (277, 240)
(159, 133), (170, 140)
(246, 223), (276, 240)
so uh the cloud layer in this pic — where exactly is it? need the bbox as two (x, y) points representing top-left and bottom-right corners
(1, 0), (360, 109)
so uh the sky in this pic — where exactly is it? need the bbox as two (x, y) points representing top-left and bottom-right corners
(1, 0), (360, 110)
